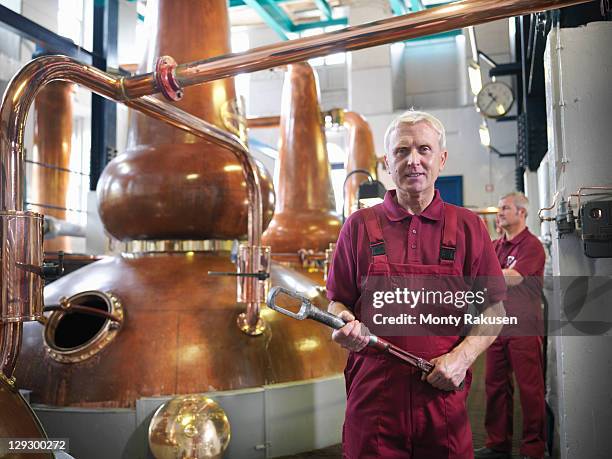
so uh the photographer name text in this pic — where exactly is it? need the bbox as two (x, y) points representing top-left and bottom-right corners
(371, 313), (517, 327)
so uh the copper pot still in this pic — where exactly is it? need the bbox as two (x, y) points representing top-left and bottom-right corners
(15, 0), (346, 409)
(261, 63), (341, 282)
(245, 109), (378, 219)
(262, 63), (341, 255)
(96, 0), (275, 241)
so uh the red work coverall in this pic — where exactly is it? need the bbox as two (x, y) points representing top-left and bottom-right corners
(328, 192), (504, 458)
(485, 228), (546, 458)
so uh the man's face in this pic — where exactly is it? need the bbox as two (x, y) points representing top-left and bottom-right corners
(497, 197), (524, 229)
(384, 122), (447, 196)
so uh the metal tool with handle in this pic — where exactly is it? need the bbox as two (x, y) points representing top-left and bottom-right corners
(266, 286), (449, 377)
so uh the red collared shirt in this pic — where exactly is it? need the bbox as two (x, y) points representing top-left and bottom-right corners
(327, 189), (505, 309)
(493, 227), (545, 276)
(493, 228), (545, 331)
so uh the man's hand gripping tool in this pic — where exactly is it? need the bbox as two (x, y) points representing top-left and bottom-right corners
(267, 287), (438, 373)
(266, 286), (464, 390)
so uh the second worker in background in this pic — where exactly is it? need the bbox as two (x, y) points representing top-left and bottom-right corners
(475, 192), (546, 459)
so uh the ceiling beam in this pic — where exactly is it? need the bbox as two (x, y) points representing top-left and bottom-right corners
(238, 0), (347, 38)
(229, 0), (292, 6)
(409, 0), (424, 12)
(242, 0), (292, 40)
(313, 0), (333, 20)
(388, 0), (463, 43)
(292, 17), (348, 32)
(388, 0), (408, 15)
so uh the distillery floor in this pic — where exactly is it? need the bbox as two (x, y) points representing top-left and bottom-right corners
(278, 354), (524, 458)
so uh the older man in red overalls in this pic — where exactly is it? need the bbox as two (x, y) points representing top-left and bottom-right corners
(326, 110), (506, 458)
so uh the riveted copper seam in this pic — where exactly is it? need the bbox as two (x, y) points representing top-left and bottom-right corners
(121, 0), (590, 99)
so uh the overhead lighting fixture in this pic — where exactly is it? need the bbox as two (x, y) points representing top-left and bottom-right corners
(479, 123), (491, 147)
(468, 61), (482, 96)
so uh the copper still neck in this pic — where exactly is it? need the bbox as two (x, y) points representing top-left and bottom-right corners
(129, 0), (239, 146)
(30, 82), (74, 252)
(262, 63), (341, 254)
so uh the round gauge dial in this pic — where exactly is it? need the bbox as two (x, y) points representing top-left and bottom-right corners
(476, 81), (515, 118)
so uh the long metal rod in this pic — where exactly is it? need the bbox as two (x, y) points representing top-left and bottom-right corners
(121, 0), (590, 99)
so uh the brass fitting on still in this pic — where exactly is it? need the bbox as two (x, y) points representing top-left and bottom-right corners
(208, 244), (271, 336)
(154, 55), (184, 102)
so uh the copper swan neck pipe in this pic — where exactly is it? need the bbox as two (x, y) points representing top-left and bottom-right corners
(0, 55), (262, 246)
(121, 0), (590, 100)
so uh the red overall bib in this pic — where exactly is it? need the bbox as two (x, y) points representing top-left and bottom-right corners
(343, 204), (474, 459)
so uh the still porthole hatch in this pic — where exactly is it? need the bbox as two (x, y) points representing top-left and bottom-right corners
(43, 290), (124, 363)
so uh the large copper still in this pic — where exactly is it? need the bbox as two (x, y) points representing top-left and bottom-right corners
(261, 63), (341, 280)
(247, 109), (378, 220)
(14, 0), (345, 409)
(97, 0), (275, 241)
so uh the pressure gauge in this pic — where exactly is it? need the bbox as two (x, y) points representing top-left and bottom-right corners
(476, 81), (515, 118)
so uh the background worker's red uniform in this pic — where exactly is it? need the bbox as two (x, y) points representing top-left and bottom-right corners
(327, 190), (505, 459)
(485, 228), (546, 458)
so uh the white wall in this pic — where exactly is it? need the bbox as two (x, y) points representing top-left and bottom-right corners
(117, 0), (139, 65)
(21, 0), (58, 32)
(403, 37), (465, 109)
